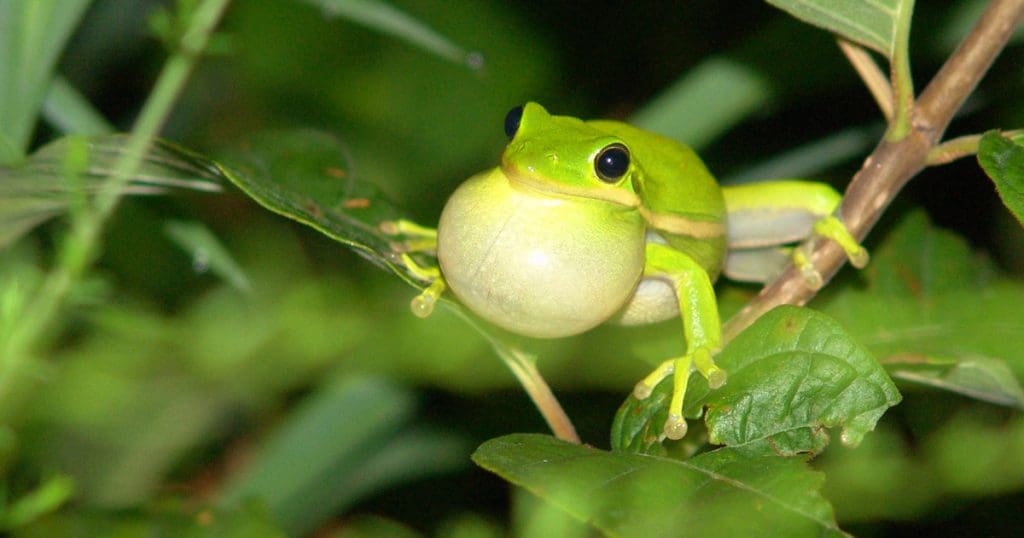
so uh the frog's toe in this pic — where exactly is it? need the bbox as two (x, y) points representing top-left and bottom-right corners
(791, 246), (824, 290)
(693, 347), (727, 389)
(379, 220), (401, 235)
(633, 380), (654, 400)
(409, 278), (446, 318)
(813, 215), (868, 269)
(664, 413), (688, 440)
(634, 359), (675, 400)
(706, 367), (727, 389)
(848, 245), (870, 269)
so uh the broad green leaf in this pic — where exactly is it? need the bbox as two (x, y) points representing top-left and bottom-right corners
(473, 433), (843, 537)
(300, 0), (480, 68)
(828, 285), (1024, 392)
(821, 210), (1024, 400)
(631, 58), (770, 149)
(0, 135), (221, 249)
(977, 130), (1024, 227)
(213, 129), (418, 284)
(615, 306), (901, 456)
(0, 0), (92, 162)
(765, 0), (913, 58)
(861, 210), (994, 296)
(218, 376), (467, 536)
(164, 220), (252, 293)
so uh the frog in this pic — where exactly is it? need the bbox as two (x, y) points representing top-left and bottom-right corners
(382, 102), (867, 440)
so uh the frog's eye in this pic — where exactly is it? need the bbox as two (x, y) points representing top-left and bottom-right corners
(504, 105), (524, 139)
(594, 143), (630, 183)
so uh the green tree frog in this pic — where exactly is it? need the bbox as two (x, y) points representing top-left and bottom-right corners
(384, 102), (867, 440)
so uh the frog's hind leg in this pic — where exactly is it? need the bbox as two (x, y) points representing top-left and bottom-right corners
(722, 181), (869, 289)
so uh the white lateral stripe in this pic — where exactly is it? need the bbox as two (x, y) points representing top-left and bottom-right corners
(640, 207), (725, 238)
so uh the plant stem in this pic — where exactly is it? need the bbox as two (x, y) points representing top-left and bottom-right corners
(837, 39), (892, 120)
(723, 0), (1024, 342)
(886, 0), (916, 141)
(497, 347), (581, 444)
(448, 306), (581, 443)
(0, 0), (232, 423)
(926, 129), (1024, 165)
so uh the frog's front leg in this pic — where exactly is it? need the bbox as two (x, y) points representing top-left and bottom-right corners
(380, 219), (447, 317)
(722, 181), (869, 288)
(632, 242), (725, 440)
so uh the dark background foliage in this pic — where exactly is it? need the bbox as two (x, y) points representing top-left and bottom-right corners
(2, 0), (1023, 536)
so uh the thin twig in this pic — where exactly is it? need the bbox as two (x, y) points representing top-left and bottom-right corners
(723, 0), (1024, 342)
(926, 134), (983, 165)
(449, 305), (581, 443)
(927, 129), (1024, 165)
(498, 347), (581, 444)
(837, 39), (893, 120)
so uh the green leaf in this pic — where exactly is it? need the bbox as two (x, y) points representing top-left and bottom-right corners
(0, 0), (92, 162)
(821, 210), (1024, 402)
(0, 135), (222, 249)
(473, 433), (843, 537)
(861, 210), (994, 296)
(701, 306), (900, 454)
(884, 354), (1024, 409)
(300, 0), (480, 68)
(765, 0), (914, 58)
(218, 376), (467, 536)
(829, 285), (1024, 397)
(615, 306), (901, 456)
(977, 130), (1024, 227)
(213, 129), (419, 284)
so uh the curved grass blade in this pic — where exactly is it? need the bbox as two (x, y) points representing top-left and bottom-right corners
(0, 135), (222, 249)
(301, 0), (481, 68)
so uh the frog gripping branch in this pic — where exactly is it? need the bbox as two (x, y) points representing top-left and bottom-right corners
(385, 102), (867, 441)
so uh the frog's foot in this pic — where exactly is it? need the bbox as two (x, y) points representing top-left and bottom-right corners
(395, 252), (447, 318)
(411, 276), (446, 318)
(633, 347), (726, 440)
(791, 215), (869, 289)
(379, 219), (438, 253)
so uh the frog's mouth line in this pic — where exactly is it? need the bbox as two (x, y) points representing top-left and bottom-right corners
(500, 164), (642, 210)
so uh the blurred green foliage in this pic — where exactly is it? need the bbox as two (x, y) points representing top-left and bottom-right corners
(1, 0), (1023, 536)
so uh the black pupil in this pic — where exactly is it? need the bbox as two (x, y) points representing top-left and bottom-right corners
(504, 105), (524, 139)
(595, 144), (630, 182)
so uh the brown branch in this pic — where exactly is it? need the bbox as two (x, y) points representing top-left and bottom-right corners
(723, 0), (1024, 341)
